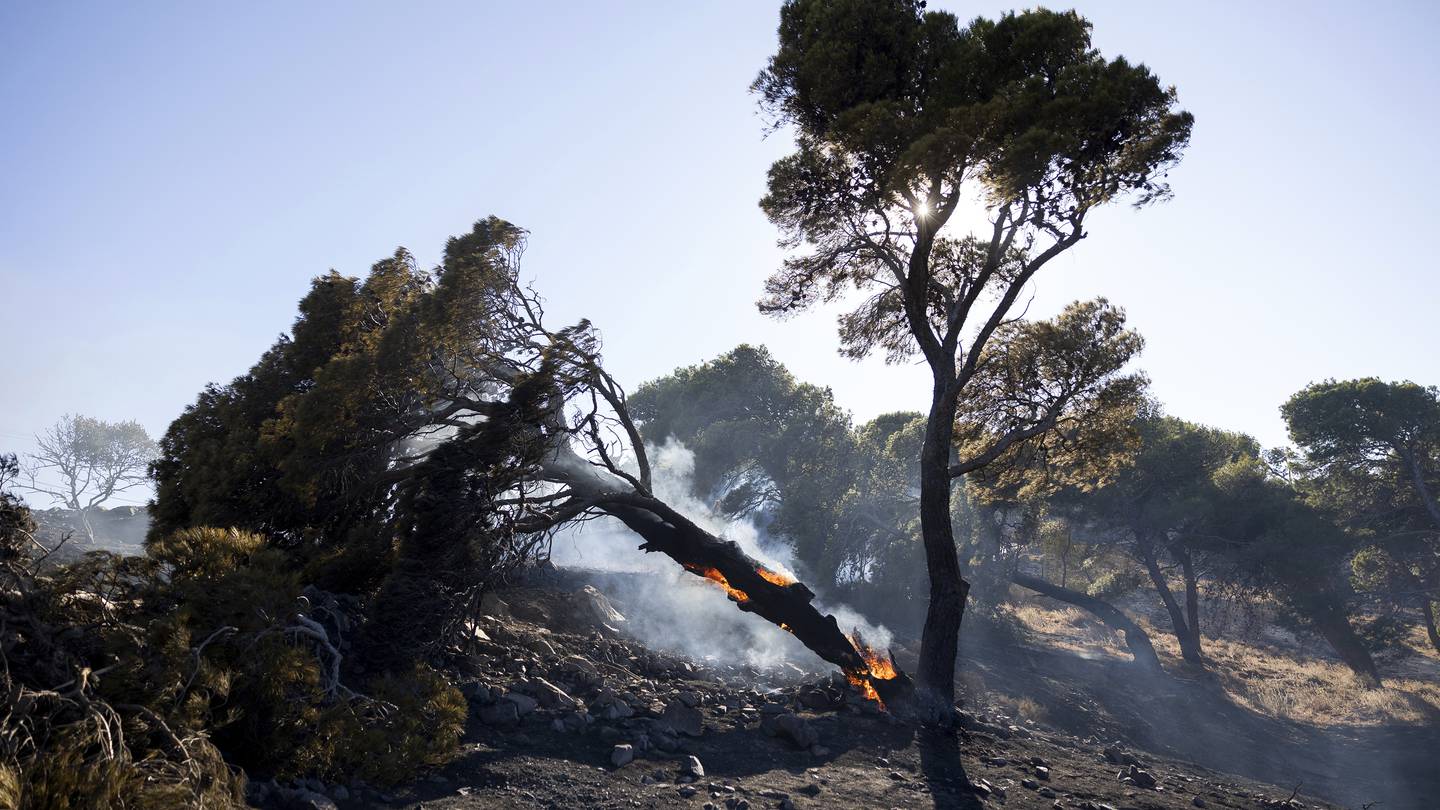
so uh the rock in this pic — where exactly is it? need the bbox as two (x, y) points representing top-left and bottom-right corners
(460, 680), (494, 704)
(798, 688), (832, 710)
(1022, 779), (1039, 790)
(888, 771), (905, 781)
(526, 637), (557, 657)
(571, 585), (627, 626)
(530, 677), (579, 710)
(1035, 765), (1051, 780)
(1192, 799), (1208, 808)
(766, 712), (819, 749)
(662, 699), (705, 737)
(678, 785), (698, 798)
(479, 700), (519, 727)
(1038, 786), (1057, 799)
(561, 654), (601, 678)
(677, 690), (701, 707)
(1122, 764), (1158, 789)
(611, 744), (635, 767)
(593, 688), (635, 720)
(502, 691), (539, 716)
(809, 744), (830, 757)
(651, 728), (680, 752)
(328, 785), (349, 801)
(680, 755), (706, 779)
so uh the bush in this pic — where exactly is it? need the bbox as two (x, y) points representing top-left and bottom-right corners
(1, 522), (468, 805)
(1086, 568), (1144, 599)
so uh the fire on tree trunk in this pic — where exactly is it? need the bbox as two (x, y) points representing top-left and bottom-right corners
(598, 496), (912, 707)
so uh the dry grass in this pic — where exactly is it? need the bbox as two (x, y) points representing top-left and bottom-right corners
(1010, 596), (1440, 728)
(1183, 632), (1440, 727)
(1008, 603), (1129, 660)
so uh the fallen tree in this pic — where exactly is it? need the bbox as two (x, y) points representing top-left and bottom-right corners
(152, 217), (909, 707)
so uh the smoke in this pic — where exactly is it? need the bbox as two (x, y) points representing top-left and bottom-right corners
(549, 439), (891, 671)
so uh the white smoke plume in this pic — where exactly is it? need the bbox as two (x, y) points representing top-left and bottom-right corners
(549, 439), (891, 670)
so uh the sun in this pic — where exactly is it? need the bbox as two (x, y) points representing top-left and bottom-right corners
(914, 201), (930, 217)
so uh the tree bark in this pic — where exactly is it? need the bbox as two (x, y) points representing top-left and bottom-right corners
(1138, 538), (1203, 665)
(1174, 544), (1203, 656)
(915, 381), (967, 713)
(1422, 597), (1440, 656)
(1010, 571), (1162, 670)
(551, 449), (912, 703)
(1308, 602), (1382, 687)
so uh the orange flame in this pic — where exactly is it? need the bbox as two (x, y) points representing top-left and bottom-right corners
(754, 564), (800, 582)
(684, 564), (750, 603)
(846, 632), (899, 707)
(757, 567), (795, 587)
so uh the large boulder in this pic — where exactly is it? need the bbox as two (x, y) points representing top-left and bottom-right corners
(568, 585), (626, 628)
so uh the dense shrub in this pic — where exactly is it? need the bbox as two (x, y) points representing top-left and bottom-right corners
(0, 520), (467, 808)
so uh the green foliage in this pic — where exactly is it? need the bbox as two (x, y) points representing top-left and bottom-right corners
(1085, 568), (1144, 599)
(149, 217), (530, 547)
(1283, 378), (1440, 648)
(754, 1), (1192, 344)
(296, 665), (467, 786)
(1354, 613), (1412, 654)
(0, 453), (35, 562)
(959, 299), (1147, 500)
(630, 345), (864, 583)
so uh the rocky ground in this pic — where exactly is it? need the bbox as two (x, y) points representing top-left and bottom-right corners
(247, 580), (1363, 810)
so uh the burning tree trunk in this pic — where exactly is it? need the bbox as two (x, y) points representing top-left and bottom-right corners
(547, 452), (911, 705)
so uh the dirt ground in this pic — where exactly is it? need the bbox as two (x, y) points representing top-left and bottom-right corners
(247, 576), (1425, 810)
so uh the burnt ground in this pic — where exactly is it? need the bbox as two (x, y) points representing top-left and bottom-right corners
(250, 577), (1434, 810)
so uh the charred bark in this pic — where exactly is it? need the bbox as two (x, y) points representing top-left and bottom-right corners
(1010, 571), (1162, 670)
(916, 382), (967, 713)
(596, 494), (912, 703)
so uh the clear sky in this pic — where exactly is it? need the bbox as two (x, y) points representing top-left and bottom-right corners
(2, 1), (1437, 507)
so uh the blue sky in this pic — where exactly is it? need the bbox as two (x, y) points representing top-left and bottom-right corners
(2, 1), (1437, 506)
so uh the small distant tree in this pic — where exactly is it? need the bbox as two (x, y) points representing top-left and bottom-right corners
(21, 415), (157, 543)
(753, 0), (1192, 709)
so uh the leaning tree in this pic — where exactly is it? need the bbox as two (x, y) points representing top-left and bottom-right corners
(751, 0), (1192, 709)
(152, 218), (909, 700)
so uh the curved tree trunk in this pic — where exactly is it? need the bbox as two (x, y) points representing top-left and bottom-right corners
(1011, 571), (1162, 670)
(1138, 538), (1203, 665)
